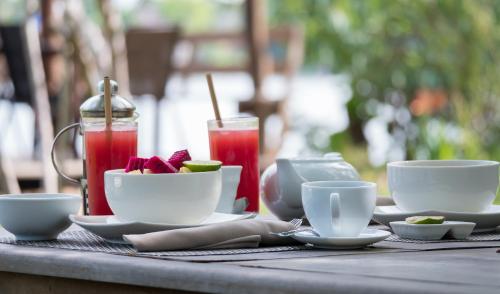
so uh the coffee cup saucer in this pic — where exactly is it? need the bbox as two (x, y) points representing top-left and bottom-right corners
(373, 205), (500, 232)
(291, 229), (391, 249)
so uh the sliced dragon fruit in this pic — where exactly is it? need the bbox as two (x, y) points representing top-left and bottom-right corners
(167, 149), (191, 170)
(125, 156), (148, 173)
(144, 156), (178, 173)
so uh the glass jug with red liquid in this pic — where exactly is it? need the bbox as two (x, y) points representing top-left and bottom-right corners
(51, 79), (138, 215)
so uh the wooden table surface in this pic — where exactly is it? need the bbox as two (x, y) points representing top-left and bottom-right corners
(0, 228), (500, 294)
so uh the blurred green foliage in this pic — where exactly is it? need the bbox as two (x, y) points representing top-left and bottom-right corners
(270, 0), (500, 163)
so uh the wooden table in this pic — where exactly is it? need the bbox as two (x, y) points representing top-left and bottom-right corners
(0, 228), (499, 294)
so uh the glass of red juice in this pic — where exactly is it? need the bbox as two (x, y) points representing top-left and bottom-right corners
(84, 122), (137, 215)
(208, 117), (259, 212)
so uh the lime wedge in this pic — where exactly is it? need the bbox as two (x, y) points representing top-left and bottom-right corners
(406, 216), (445, 224)
(183, 160), (222, 172)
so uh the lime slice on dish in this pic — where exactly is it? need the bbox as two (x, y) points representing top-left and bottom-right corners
(405, 216), (445, 225)
(183, 160), (222, 172)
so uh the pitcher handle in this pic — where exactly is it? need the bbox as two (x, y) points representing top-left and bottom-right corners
(330, 193), (341, 234)
(51, 123), (81, 184)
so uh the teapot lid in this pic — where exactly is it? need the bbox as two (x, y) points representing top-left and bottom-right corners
(80, 79), (136, 118)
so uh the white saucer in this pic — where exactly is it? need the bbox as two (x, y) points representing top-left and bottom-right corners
(374, 205), (500, 232)
(292, 229), (391, 249)
(70, 212), (256, 244)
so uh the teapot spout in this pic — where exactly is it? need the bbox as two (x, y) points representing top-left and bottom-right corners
(276, 158), (306, 208)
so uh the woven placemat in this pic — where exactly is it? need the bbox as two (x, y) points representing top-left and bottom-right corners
(386, 232), (500, 244)
(0, 230), (308, 257)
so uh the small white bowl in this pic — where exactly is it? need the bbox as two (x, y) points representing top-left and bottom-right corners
(0, 193), (80, 240)
(104, 169), (221, 225)
(388, 160), (499, 213)
(390, 221), (476, 241)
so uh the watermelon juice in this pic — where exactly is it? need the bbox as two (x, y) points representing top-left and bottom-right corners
(84, 127), (137, 215)
(208, 118), (259, 212)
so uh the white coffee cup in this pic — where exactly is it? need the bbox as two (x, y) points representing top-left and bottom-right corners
(215, 166), (242, 213)
(302, 181), (377, 237)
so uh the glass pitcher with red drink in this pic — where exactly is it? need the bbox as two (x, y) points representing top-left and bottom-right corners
(208, 117), (259, 212)
(51, 79), (138, 215)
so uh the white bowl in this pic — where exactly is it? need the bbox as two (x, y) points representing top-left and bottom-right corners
(0, 193), (80, 240)
(388, 160), (499, 213)
(104, 169), (221, 224)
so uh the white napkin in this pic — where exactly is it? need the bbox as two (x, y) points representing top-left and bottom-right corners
(123, 219), (296, 252)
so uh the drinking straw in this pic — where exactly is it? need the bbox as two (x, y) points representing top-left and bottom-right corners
(104, 76), (112, 128)
(206, 73), (223, 128)
(103, 77), (113, 143)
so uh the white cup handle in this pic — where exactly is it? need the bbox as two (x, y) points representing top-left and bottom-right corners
(330, 193), (341, 235)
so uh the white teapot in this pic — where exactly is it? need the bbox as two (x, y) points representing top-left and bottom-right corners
(260, 153), (360, 220)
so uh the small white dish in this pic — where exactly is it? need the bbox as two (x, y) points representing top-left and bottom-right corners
(390, 221), (476, 241)
(104, 169), (221, 225)
(291, 229), (391, 249)
(0, 193), (80, 240)
(373, 205), (500, 232)
(70, 212), (256, 244)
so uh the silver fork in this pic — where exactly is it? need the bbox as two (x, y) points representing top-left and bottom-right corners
(289, 218), (303, 229)
(271, 228), (319, 237)
(270, 219), (320, 237)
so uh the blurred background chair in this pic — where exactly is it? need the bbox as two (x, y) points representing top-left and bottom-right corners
(126, 28), (180, 154)
(174, 0), (303, 166)
(0, 0), (304, 194)
(0, 19), (57, 193)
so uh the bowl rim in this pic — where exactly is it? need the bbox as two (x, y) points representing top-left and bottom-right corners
(387, 160), (499, 168)
(0, 193), (80, 201)
(105, 169), (221, 176)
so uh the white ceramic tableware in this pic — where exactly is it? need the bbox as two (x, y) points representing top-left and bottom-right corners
(104, 169), (221, 225)
(260, 154), (360, 221)
(215, 166), (242, 213)
(302, 181), (377, 237)
(70, 212), (256, 244)
(0, 193), (80, 240)
(387, 160), (499, 213)
(390, 221), (476, 241)
(292, 229), (390, 249)
(373, 205), (500, 232)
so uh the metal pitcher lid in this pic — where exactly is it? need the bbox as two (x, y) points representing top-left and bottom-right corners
(80, 79), (135, 118)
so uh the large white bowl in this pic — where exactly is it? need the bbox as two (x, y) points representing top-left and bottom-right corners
(104, 169), (221, 224)
(388, 160), (499, 212)
(0, 193), (80, 240)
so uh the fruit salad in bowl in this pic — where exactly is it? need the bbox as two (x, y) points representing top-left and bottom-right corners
(104, 150), (222, 225)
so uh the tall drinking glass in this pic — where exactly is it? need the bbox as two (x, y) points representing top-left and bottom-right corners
(208, 117), (259, 212)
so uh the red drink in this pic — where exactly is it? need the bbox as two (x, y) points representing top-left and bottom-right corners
(85, 127), (137, 215)
(208, 118), (259, 212)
